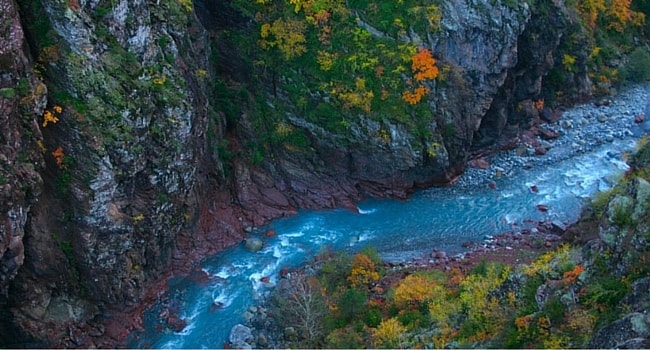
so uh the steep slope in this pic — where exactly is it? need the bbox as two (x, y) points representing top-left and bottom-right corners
(0, 0), (644, 346)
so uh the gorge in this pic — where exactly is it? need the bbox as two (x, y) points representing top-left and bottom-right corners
(1, 0), (650, 347)
(128, 84), (648, 348)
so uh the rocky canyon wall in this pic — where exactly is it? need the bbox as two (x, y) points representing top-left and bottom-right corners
(0, 0), (589, 346)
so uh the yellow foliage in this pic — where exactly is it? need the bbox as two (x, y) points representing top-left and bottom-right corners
(566, 308), (596, 333)
(514, 314), (534, 332)
(133, 214), (145, 225)
(336, 78), (374, 112)
(542, 334), (570, 349)
(562, 54), (576, 72)
(287, 0), (309, 13)
(459, 263), (510, 324)
(427, 142), (441, 158)
(36, 140), (47, 153)
(372, 317), (405, 348)
(195, 69), (208, 79)
(153, 75), (167, 85)
(523, 244), (571, 277)
(176, 0), (192, 12)
(427, 284), (458, 326)
(275, 121), (294, 137)
(577, 0), (606, 29)
(348, 253), (379, 289)
(394, 274), (439, 307)
(605, 0), (645, 32)
(42, 109), (60, 127)
(377, 128), (391, 144)
(260, 19), (307, 60)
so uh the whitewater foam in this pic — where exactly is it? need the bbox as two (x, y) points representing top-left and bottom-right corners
(357, 207), (377, 214)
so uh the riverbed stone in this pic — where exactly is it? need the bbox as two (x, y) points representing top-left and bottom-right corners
(230, 324), (254, 348)
(244, 238), (264, 252)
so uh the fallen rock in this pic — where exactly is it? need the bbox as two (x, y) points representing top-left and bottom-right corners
(244, 238), (264, 252)
(230, 324), (253, 348)
(635, 114), (645, 123)
(539, 128), (559, 140)
(166, 314), (187, 333)
(468, 157), (491, 169)
(536, 204), (549, 212)
(594, 98), (611, 107)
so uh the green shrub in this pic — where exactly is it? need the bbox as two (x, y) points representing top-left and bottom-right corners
(0, 88), (16, 98)
(620, 47), (650, 83)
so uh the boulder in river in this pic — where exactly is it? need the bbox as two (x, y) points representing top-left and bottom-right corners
(244, 238), (264, 252)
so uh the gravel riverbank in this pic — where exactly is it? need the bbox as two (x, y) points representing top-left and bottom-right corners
(455, 84), (649, 190)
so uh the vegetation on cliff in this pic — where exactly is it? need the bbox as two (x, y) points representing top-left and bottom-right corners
(2, 0), (650, 346)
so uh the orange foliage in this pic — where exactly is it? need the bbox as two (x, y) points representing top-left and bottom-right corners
(562, 265), (585, 285)
(534, 99), (544, 111)
(42, 106), (62, 127)
(411, 47), (438, 81)
(51, 146), (66, 169)
(514, 314), (533, 332)
(402, 85), (429, 104)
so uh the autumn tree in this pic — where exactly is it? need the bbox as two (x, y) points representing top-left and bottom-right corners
(411, 47), (438, 81)
(347, 253), (379, 289)
(393, 274), (439, 307)
(402, 47), (437, 104)
(605, 0), (645, 32)
(372, 317), (406, 348)
(576, 0), (645, 31)
(260, 18), (307, 60)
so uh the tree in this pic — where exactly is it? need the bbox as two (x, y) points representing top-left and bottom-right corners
(372, 317), (406, 348)
(347, 253), (380, 289)
(271, 273), (326, 343)
(411, 47), (438, 81)
(260, 18), (307, 60)
(393, 274), (438, 307)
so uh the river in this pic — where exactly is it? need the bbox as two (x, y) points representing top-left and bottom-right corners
(128, 85), (649, 348)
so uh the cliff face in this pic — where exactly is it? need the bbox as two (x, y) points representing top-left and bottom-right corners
(0, 0), (585, 346)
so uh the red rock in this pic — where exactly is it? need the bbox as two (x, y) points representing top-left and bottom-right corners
(635, 114), (645, 123)
(260, 276), (270, 283)
(534, 146), (547, 155)
(263, 229), (276, 237)
(488, 181), (497, 189)
(530, 185), (539, 193)
(536, 204), (549, 212)
(279, 268), (290, 278)
(539, 128), (559, 140)
(166, 314), (187, 332)
(468, 157), (491, 169)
